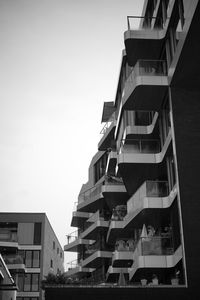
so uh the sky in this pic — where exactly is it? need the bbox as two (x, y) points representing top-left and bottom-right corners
(0, 0), (144, 269)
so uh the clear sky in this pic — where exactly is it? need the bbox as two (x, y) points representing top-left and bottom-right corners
(0, 0), (144, 269)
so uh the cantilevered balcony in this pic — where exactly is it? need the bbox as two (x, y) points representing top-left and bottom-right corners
(98, 113), (116, 151)
(77, 177), (128, 213)
(81, 250), (113, 268)
(117, 129), (172, 195)
(129, 239), (183, 281)
(121, 111), (159, 140)
(122, 60), (168, 111)
(107, 183), (177, 244)
(0, 231), (19, 249)
(65, 259), (95, 277)
(64, 229), (95, 252)
(2, 254), (26, 273)
(124, 16), (166, 66)
(112, 239), (134, 268)
(71, 209), (91, 228)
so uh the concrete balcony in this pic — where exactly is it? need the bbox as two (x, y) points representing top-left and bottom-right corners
(2, 254), (26, 273)
(77, 177), (128, 213)
(121, 112), (159, 139)
(112, 250), (133, 268)
(71, 210), (91, 228)
(81, 251), (113, 268)
(124, 17), (166, 66)
(107, 183), (177, 244)
(129, 240), (183, 281)
(64, 237), (95, 253)
(117, 129), (172, 195)
(122, 60), (168, 111)
(65, 259), (95, 277)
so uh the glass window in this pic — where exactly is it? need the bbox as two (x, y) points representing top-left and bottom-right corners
(17, 274), (24, 291)
(57, 247), (59, 254)
(24, 274), (31, 291)
(34, 223), (42, 245)
(32, 274), (39, 291)
(32, 251), (40, 268)
(25, 251), (32, 268)
(50, 259), (53, 268)
(53, 241), (55, 250)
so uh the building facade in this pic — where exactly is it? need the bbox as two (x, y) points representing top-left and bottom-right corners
(0, 213), (64, 300)
(55, 0), (200, 299)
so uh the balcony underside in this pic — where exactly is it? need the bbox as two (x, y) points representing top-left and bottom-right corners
(124, 29), (166, 66)
(129, 245), (183, 281)
(65, 266), (95, 278)
(102, 185), (129, 210)
(122, 81), (168, 111)
(81, 221), (109, 240)
(0, 241), (19, 249)
(71, 211), (91, 228)
(77, 194), (104, 213)
(64, 239), (95, 252)
(6, 264), (26, 273)
(112, 251), (133, 268)
(81, 251), (112, 268)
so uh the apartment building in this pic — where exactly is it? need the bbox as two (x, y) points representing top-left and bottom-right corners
(0, 213), (64, 300)
(45, 0), (200, 299)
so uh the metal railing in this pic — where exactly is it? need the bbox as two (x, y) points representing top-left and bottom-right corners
(100, 113), (116, 135)
(66, 230), (79, 244)
(120, 138), (161, 154)
(127, 16), (164, 30)
(66, 259), (79, 270)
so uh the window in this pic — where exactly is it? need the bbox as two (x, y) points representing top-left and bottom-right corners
(57, 247), (59, 254)
(53, 241), (55, 250)
(24, 250), (40, 268)
(17, 274), (40, 292)
(60, 251), (62, 258)
(32, 274), (39, 291)
(25, 251), (32, 268)
(24, 274), (31, 291)
(32, 251), (40, 268)
(50, 259), (53, 268)
(34, 223), (41, 245)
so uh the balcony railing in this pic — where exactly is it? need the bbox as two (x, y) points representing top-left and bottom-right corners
(78, 176), (124, 204)
(120, 138), (161, 154)
(100, 113), (115, 135)
(140, 236), (174, 255)
(66, 230), (79, 245)
(2, 254), (24, 265)
(66, 259), (79, 271)
(127, 16), (164, 30)
(126, 60), (167, 82)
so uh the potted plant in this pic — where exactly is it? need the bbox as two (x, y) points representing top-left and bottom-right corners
(171, 270), (180, 285)
(152, 274), (159, 285)
(140, 278), (147, 286)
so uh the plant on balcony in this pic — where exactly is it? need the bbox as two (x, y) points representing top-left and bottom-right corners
(140, 278), (147, 286)
(171, 270), (180, 285)
(152, 274), (159, 285)
(41, 272), (68, 289)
